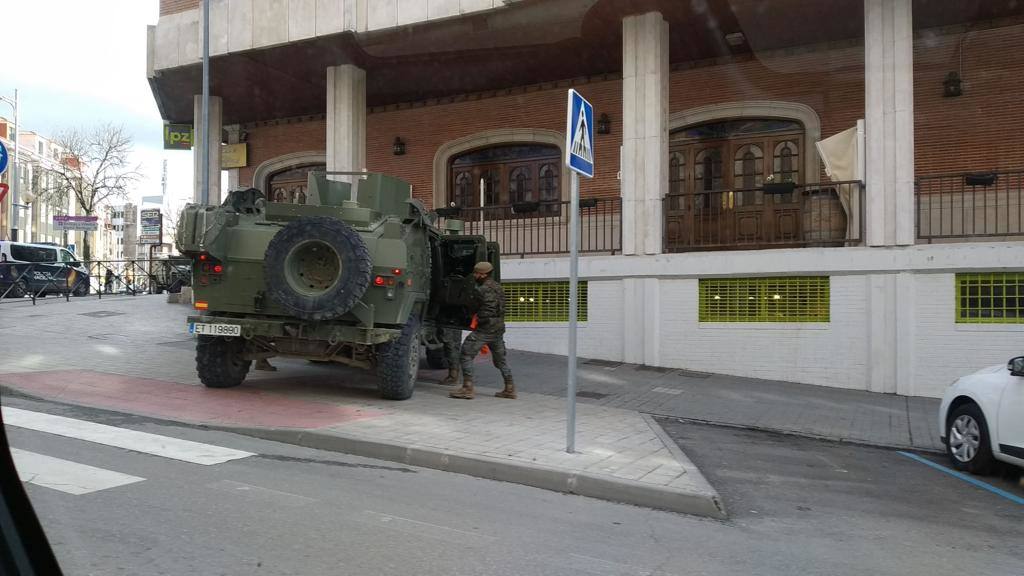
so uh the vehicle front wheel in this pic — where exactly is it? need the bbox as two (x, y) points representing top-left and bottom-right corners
(376, 318), (421, 400)
(946, 403), (995, 474)
(196, 336), (251, 389)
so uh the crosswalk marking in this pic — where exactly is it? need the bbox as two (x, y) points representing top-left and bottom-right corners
(2, 407), (254, 465)
(11, 448), (145, 495)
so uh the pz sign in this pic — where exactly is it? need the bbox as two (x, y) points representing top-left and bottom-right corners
(163, 124), (194, 150)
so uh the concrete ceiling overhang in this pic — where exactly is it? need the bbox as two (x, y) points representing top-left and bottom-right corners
(148, 0), (1022, 125)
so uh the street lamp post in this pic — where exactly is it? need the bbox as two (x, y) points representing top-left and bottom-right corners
(0, 90), (19, 240)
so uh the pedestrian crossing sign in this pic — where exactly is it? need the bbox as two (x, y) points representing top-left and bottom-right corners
(565, 89), (594, 178)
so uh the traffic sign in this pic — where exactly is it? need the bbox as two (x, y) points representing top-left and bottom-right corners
(0, 140), (8, 175)
(564, 89), (594, 178)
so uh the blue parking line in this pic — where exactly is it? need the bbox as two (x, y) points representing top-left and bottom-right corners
(898, 451), (1024, 506)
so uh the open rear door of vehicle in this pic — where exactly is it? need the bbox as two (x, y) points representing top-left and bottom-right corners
(428, 235), (490, 329)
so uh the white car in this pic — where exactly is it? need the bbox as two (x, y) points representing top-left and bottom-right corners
(939, 356), (1024, 474)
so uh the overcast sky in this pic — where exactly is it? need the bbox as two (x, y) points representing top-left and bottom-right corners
(0, 0), (194, 213)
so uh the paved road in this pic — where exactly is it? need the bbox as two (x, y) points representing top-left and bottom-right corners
(658, 417), (1024, 575)
(4, 395), (1022, 576)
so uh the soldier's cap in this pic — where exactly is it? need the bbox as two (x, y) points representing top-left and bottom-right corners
(473, 261), (494, 274)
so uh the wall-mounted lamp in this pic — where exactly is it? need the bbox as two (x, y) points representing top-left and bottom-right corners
(392, 136), (406, 156)
(943, 72), (963, 98)
(597, 113), (611, 135)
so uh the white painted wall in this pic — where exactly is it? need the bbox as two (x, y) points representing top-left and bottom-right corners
(502, 280), (625, 361)
(499, 242), (1024, 398)
(911, 273), (1024, 398)
(657, 276), (869, 389)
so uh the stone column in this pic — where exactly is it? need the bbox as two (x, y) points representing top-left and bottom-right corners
(326, 64), (366, 177)
(193, 95), (223, 205)
(224, 124), (241, 191)
(621, 12), (669, 256)
(864, 0), (914, 246)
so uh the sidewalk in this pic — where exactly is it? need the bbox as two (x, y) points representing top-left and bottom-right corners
(0, 296), (724, 518)
(483, 352), (945, 452)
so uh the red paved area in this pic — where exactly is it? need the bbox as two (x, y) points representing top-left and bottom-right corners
(0, 370), (384, 428)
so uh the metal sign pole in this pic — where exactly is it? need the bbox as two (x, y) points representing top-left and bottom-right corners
(567, 169), (579, 453)
(200, 0), (210, 205)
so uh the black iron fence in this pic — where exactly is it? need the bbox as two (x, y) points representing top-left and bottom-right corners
(663, 180), (864, 252)
(0, 258), (191, 305)
(916, 170), (1024, 241)
(436, 197), (621, 257)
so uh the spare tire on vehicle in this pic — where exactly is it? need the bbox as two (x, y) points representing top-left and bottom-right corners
(264, 216), (373, 321)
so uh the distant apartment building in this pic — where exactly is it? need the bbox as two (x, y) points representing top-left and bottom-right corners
(0, 119), (74, 246)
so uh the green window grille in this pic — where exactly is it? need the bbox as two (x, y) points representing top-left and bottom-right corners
(504, 281), (588, 322)
(956, 273), (1024, 324)
(699, 277), (830, 323)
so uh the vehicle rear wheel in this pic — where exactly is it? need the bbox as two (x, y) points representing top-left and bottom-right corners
(264, 216), (372, 321)
(6, 279), (27, 299)
(946, 403), (995, 474)
(425, 346), (447, 370)
(377, 318), (421, 400)
(73, 281), (89, 297)
(196, 336), (251, 389)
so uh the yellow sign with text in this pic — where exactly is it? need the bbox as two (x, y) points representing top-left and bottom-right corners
(163, 124), (193, 150)
(221, 143), (248, 168)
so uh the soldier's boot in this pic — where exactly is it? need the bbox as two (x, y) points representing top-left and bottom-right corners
(439, 367), (460, 386)
(255, 358), (277, 372)
(448, 378), (474, 399)
(495, 376), (517, 399)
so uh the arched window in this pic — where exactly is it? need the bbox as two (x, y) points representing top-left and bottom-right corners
(508, 166), (532, 204)
(448, 144), (561, 211)
(453, 171), (473, 208)
(694, 148), (723, 192)
(733, 144), (763, 190)
(268, 164), (325, 204)
(482, 169), (501, 206)
(773, 141), (800, 184)
(668, 152), (685, 211)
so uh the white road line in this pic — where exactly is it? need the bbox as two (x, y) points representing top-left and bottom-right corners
(652, 387), (683, 395)
(11, 448), (145, 495)
(2, 407), (254, 465)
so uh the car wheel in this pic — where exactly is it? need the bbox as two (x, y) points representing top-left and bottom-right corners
(6, 279), (27, 299)
(946, 403), (995, 475)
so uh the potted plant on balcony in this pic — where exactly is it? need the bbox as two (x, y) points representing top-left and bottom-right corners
(762, 173), (797, 195)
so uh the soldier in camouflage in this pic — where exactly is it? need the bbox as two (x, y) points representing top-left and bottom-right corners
(438, 327), (462, 385)
(449, 261), (515, 400)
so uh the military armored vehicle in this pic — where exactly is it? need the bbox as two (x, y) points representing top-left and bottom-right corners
(175, 171), (499, 400)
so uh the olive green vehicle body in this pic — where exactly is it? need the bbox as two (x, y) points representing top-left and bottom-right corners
(175, 171), (498, 381)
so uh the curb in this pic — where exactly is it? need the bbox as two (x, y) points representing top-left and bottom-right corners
(219, 424), (728, 520)
(646, 412), (946, 455)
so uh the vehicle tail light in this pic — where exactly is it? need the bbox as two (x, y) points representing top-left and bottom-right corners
(392, 268), (402, 276)
(195, 301), (209, 310)
(199, 254), (208, 262)
(213, 264), (223, 274)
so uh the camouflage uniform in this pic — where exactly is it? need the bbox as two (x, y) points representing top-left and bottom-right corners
(441, 328), (462, 369)
(459, 277), (512, 381)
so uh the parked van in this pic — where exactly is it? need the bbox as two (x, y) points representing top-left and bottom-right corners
(0, 241), (90, 298)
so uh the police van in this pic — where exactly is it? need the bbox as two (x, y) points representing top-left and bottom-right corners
(0, 241), (91, 298)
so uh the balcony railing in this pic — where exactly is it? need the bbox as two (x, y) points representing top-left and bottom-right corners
(916, 170), (1024, 242)
(436, 198), (621, 258)
(663, 181), (864, 252)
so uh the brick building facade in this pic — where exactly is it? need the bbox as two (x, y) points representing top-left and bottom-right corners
(148, 0), (1024, 398)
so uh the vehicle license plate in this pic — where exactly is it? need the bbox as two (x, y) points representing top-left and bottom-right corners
(189, 323), (241, 337)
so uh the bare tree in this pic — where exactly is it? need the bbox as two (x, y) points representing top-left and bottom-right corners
(44, 124), (142, 259)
